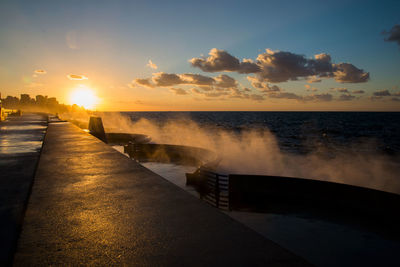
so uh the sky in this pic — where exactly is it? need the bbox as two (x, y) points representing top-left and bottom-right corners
(0, 0), (399, 111)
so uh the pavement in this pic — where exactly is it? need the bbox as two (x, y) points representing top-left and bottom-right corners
(13, 122), (310, 266)
(0, 113), (47, 265)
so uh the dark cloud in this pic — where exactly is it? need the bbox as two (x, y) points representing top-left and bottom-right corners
(352, 90), (365, 94)
(229, 87), (265, 101)
(256, 50), (315, 83)
(190, 48), (260, 73)
(191, 88), (229, 98)
(338, 94), (356, 101)
(332, 63), (369, 83)
(67, 74), (88, 80)
(268, 92), (333, 102)
(304, 93), (333, 102)
(132, 78), (155, 88)
(132, 72), (238, 90)
(383, 24), (400, 46)
(192, 48), (369, 85)
(247, 76), (281, 93)
(180, 73), (215, 85)
(170, 88), (188, 95)
(214, 74), (238, 88)
(269, 92), (303, 100)
(153, 73), (183, 86)
(331, 87), (349, 93)
(373, 90), (391, 96)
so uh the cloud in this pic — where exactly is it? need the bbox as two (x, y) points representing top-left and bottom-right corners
(331, 87), (349, 93)
(191, 88), (230, 98)
(229, 87), (265, 101)
(247, 76), (281, 93)
(373, 90), (391, 96)
(307, 76), (322, 83)
(383, 24), (400, 46)
(191, 48), (369, 84)
(34, 69), (46, 74)
(352, 90), (365, 94)
(180, 73), (215, 86)
(132, 78), (155, 88)
(214, 74), (238, 88)
(338, 94), (356, 101)
(147, 60), (158, 70)
(170, 88), (188, 95)
(190, 48), (260, 73)
(152, 73), (183, 86)
(332, 63), (369, 83)
(269, 92), (303, 100)
(304, 93), (333, 102)
(268, 92), (333, 102)
(67, 74), (88, 80)
(305, 84), (318, 92)
(133, 72), (238, 90)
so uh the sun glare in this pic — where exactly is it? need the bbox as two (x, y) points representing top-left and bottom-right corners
(70, 87), (98, 110)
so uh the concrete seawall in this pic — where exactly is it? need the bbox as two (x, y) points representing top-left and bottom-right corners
(14, 122), (309, 266)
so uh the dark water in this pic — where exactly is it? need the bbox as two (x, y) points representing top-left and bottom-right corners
(122, 112), (400, 156)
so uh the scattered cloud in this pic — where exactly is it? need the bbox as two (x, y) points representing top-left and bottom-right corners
(307, 75), (322, 83)
(190, 48), (260, 73)
(34, 69), (46, 74)
(131, 78), (155, 88)
(247, 76), (281, 93)
(147, 60), (158, 69)
(67, 74), (88, 80)
(333, 63), (369, 83)
(132, 72), (238, 89)
(191, 48), (369, 84)
(269, 92), (303, 100)
(268, 92), (333, 102)
(305, 84), (318, 92)
(304, 93), (333, 102)
(352, 90), (365, 94)
(170, 88), (188, 95)
(330, 87), (349, 93)
(383, 24), (400, 47)
(338, 94), (356, 101)
(373, 90), (391, 96)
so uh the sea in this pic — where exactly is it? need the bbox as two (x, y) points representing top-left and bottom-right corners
(122, 111), (400, 156)
(111, 111), (400, 266)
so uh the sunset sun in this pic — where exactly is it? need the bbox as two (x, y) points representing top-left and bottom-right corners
(69, 87), (98, 110)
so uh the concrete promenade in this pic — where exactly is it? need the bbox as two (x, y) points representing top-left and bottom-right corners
(14, 122), (309, 266)
(0, 114), (47, 265)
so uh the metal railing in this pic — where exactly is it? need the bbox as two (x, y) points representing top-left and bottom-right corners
(198, 168), (229, 211)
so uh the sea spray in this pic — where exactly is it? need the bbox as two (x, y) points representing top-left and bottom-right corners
(64, 111), (400, 194)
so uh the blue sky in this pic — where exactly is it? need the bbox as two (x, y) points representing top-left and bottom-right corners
(1, 0), (399, 110)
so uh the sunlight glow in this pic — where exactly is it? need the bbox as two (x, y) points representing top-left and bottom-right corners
(69, 86), (98, 110)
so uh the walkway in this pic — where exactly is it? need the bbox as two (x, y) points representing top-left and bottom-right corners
(14, 122), (309, 266)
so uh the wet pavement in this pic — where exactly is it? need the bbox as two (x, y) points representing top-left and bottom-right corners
(0, 113), (47, 265)
(14, 122), (310, 266)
